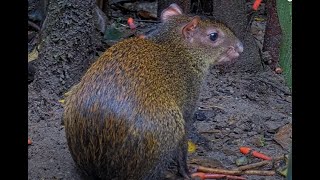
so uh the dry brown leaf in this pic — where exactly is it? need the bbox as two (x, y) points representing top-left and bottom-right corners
(274, 123), (292, 150)
(137, 10), (157, 20)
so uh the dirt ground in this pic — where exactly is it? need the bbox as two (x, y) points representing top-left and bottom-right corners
(28, 1), (292, 180)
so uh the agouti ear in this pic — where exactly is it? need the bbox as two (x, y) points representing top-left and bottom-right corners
(161, 3), (183, 22)
(182, 16), (200, 39)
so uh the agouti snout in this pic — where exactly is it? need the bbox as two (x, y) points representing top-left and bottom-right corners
(64, 3), (243, 180)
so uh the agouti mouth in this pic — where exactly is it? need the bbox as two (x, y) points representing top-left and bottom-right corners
(217, 46), (241, 63)
(227, 47), (240, 59)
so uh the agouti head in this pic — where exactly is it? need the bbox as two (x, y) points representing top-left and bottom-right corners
(148, 3), (243, 66)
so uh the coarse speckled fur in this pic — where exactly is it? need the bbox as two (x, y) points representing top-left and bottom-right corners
(64, 3), (242, 180)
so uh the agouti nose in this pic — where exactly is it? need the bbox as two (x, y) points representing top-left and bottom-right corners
(236, 41), (243, 53)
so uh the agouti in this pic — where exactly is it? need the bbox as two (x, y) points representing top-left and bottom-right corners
(63, 3), (243, 180)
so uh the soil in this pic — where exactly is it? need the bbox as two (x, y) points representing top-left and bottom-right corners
(28, 1), (292, 180)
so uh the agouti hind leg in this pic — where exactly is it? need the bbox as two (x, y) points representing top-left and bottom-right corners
(176, 137), (191, 179)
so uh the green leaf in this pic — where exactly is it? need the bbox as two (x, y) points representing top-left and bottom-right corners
(104, 25), (123, 41)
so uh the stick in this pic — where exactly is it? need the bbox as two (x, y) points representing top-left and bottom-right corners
(190, 165), (276, 176)
(198, 105), (226, 111)
(192, 166), (242, 175)
(135, 19), (161, 23)
(235, 156), (285, 171)
(191, 172), (246, 180)
(235, 161), (270, 171)
(28, 21), (41, 31)
(243, 170), (275, 176)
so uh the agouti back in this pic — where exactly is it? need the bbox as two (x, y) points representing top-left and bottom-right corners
(64, 3), (243, 180)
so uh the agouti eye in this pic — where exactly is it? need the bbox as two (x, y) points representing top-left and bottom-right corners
(209, 32), (218, 41)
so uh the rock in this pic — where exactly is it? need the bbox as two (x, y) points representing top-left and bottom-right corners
(265, 120), (286, 133)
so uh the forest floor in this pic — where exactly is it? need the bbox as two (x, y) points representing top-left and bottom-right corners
(28, 1), (291, 180)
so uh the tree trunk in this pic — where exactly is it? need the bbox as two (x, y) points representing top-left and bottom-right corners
(190, 0), (213, 15)
(28, 1), (103, 178)
(28, 0), (101, 122)
(262, 0), (282, 70)
(157, 0), (191, 17)
(28, 0), (50, 25)
(211, 0), (262, 73)
(97, 0), (110, 17)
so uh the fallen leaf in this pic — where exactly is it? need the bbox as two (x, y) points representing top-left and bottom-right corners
(64, 91), (71, 96)
(104, 25), (123, 41)
(277, 166), (288, 177)
(28, 138), (32, 145)
(235, 156), (249, 166)
(59, 99), (65, 104)
(188, 140), (196, 153)
(28, 47), (39, 62)
(137, 10), (157, 20)
(274, 123), (292, 150)
(103, 24), (135, 46)
(254, 17), (265, 21)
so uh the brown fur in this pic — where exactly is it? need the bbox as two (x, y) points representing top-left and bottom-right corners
(64, 3), (242, 180)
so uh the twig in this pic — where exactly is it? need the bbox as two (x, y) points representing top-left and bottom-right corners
(191, 165), (242, 175)
(235, 161), (269, 171)
(198, 105), (226, 111)
(28, 21), (40, 31)
(118, 23), (129, 27)
(191, 172), (246, 180)
(235, 156), (285, 171)
(242, 170), (275, 176)
(190, 165), (276, 176)
(135, 19), (161, 23)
